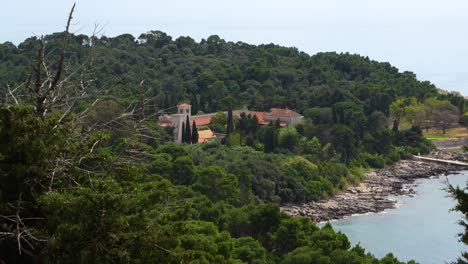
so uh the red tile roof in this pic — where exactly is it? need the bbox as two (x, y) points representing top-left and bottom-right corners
(255, 113), (272, 125)
(178, 102), (191, 107)
(268, 108), (301, 117)
(159, 108), (299, 128)
(252, 112), (269, 125)
(193, 117), (212, 126)
(159, 121), (173, 127)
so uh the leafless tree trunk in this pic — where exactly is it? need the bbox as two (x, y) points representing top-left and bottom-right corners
(29, 4), (75, 118)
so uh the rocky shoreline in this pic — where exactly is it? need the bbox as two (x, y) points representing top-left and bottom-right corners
(281, 150), (468, 223)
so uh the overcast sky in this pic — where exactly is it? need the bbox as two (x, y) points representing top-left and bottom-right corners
(3, 0), (468, 94)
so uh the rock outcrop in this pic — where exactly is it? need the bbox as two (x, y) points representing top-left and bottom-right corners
(281, 151), (467, 223)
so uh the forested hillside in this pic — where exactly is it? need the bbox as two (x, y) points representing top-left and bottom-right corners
(0, 31), (443, 111)
(0, 28), (465, 263)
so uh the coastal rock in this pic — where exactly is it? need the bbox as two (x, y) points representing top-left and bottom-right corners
(281, 150), (463, 223)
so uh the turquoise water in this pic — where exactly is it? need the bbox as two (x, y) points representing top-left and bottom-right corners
(327, 172), (468, 264)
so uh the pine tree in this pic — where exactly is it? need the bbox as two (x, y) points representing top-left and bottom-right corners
(185, 115), (192, 144)
(192, 121), (199, 144)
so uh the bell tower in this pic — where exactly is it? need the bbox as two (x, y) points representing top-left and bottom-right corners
(173, 103), (191, 143)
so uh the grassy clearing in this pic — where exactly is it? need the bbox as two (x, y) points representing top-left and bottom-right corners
(423, 126), (468, 140)
(425, 135), (457, 140)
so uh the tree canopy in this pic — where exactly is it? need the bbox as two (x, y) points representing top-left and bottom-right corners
(0, 28), (458, 263)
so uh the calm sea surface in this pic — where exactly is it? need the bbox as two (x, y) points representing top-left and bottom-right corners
(326, 172), (468, 264)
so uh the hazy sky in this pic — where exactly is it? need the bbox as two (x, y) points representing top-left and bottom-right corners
(3, 0), (468, 94)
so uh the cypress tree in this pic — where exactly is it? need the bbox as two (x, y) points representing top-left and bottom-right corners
(185, 115), (192, 143)
(192, 94), (199, 115)
(200, 95), (206, 112)
(181, 122), (186, 143)
(263, 121), (275, 152)
(163, 94), (170, 109)
(207, 96), (212, 112)
(170, 94), (176, 108)
(227, 107), (233, 134)
(274, 118), (281, 129)
(192, 121), (199, 144)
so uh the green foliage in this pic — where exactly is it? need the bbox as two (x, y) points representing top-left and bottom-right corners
(184, 115), (192, 144)
(172, 155), (195, 185)
(0, 29), (443, 263)
(227, 108), (234, 135)
(447, 183), (468, 263)
(461, 113), (468, 128)
(283, 156), (319, 182)
(278, 126), (301, 152)
(192, 120), (199, 144)
(1, 32), (443, 117)
(232, 237), (269, 263)
(273, 217), (318, 255)
(304, 107), (333, 125)
(193, 165), (239, 204)
(262, 123), (278, 153)
(209, 112), (227, 133)
(0, 106), (67, 203)
(352, 153), (386, 169)
(0, 105), (417, 263)
(330, 124), (358, 164)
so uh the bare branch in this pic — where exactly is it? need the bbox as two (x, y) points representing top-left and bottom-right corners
(6, 84), (19, 105)
(49, 3), (75, 92)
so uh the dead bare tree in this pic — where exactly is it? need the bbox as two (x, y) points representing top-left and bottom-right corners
(0, 4), (92, 260)
(0, 3), (175, 261)
(29, 4), (76, 118)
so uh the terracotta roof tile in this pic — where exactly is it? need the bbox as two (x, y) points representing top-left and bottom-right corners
(268, 108), (301, 117)
(193, 117), (212, 126)
(159, 121), (173, 127)
(253, 112), (264, 121)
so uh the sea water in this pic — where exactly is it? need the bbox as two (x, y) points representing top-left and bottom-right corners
(327, 172), (468, 264)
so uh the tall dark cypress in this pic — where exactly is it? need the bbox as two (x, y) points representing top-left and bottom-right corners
(207, 95), (213, 112)
(181, 122), (186, 143)
(274, 118), (281, 129)
(227, 107), (233, 134)
(263, 121), (275, 152)
(200, 95), (206, 113)
(163, 94), (170, 109)
(191, 121), (199, 144)
(191, 95), (199, 115)
(185, 115), (192, 144)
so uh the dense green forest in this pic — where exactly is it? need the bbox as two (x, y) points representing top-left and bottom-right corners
(1, 25), (467, 263)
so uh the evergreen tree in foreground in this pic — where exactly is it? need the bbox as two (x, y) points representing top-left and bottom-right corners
(263, 121), (277, 152)
(181, 122), (186, 143)
(227, 107), (233, 135)
(185, 115), (192, 144)
(448, 183), (468, 263)
(192, 121), (199, 144)
(191, 94), (199, 115)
